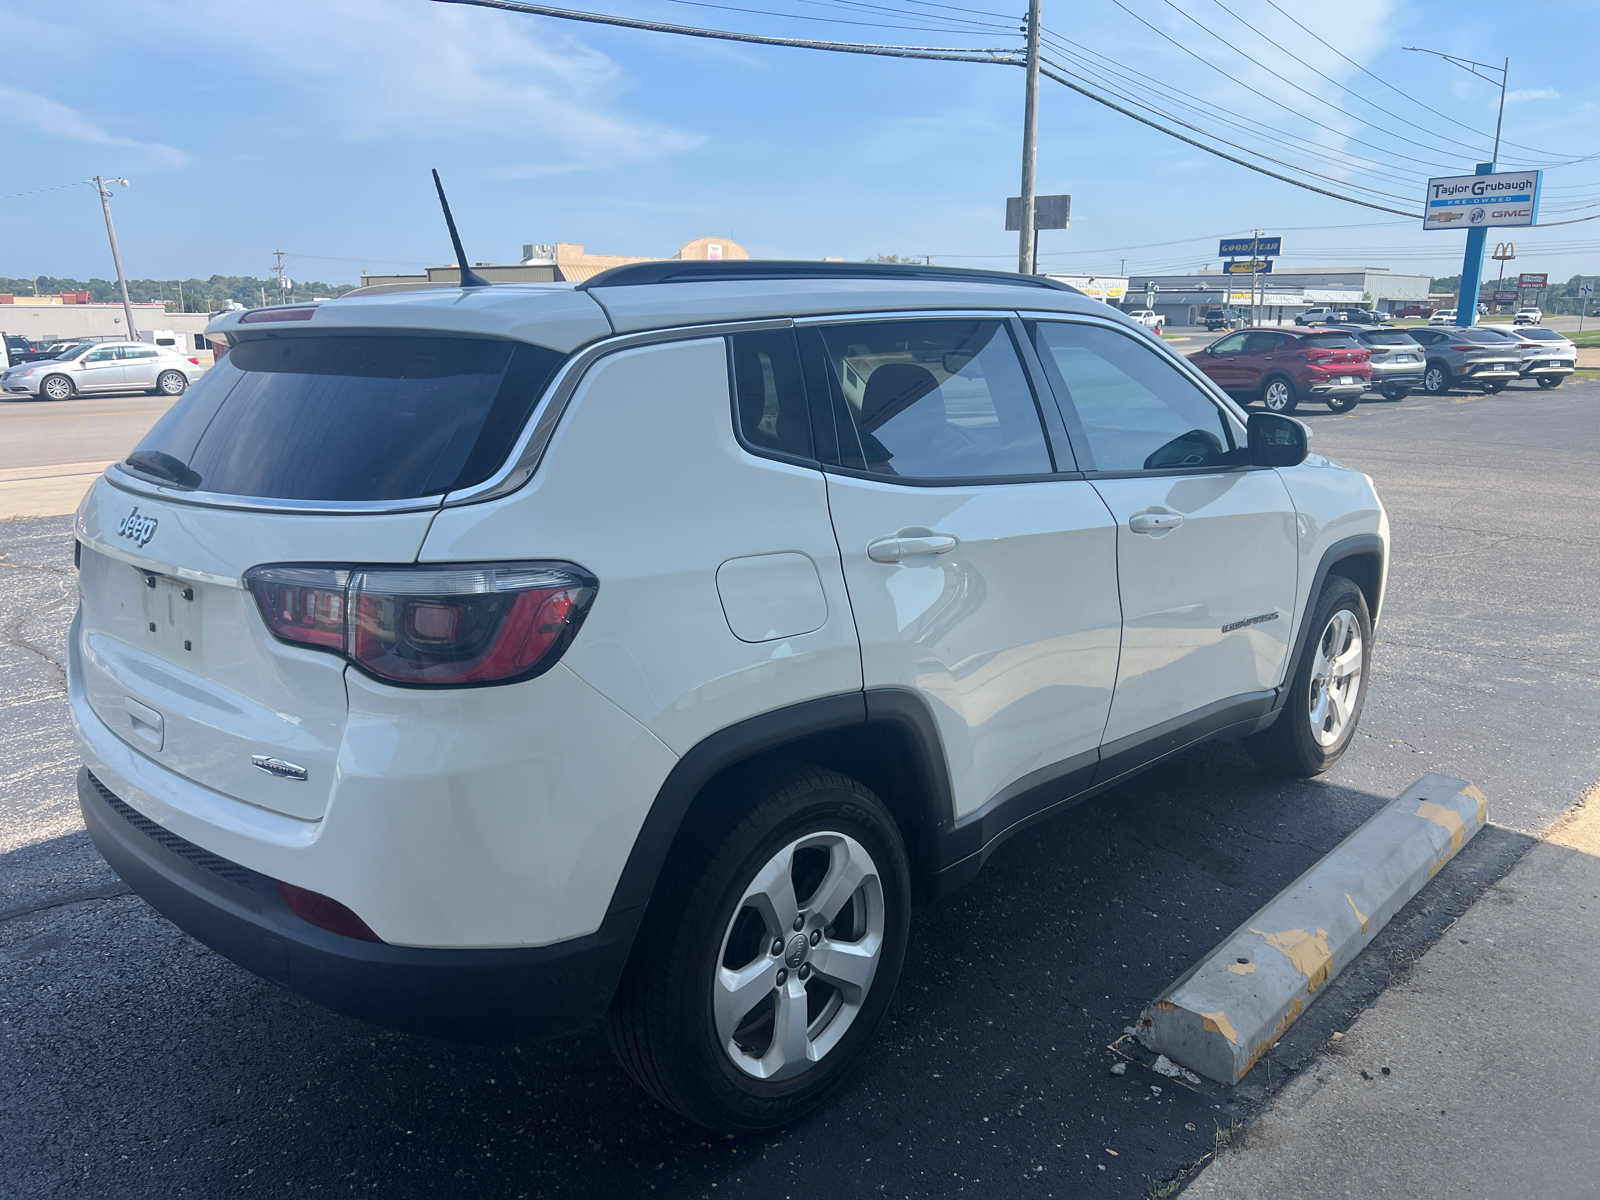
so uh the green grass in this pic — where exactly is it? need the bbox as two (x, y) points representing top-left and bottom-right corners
(1566, 329), (1600, 347)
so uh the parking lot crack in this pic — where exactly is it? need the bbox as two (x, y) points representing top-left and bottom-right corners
(0, 883), (133, 926)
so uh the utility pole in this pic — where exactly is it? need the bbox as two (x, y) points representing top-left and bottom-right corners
(95, 176), (138, 340)
(1249, 228), (1262, 328)
(273, 249), (289, 299)
(1016, 0), (1042, 274)
(176, 280), (184, 313)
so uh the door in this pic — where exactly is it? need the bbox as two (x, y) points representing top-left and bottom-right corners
(77, 345), (126, 391)
(1027, 319), (1298, 762)
(812, 316), (1122, 821)
(1238, 330), (1289, 393)
(119, 345), (162, 389)
(1193, 331), (1249, 392)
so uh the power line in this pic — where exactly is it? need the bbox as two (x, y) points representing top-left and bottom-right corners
(0, 178), (95, 201)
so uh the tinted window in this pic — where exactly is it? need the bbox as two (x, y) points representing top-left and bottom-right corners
(1032, 321), (1233, 472)
(1358, 330), (1418, 346)
(729, 330), (811, 459)
(1243, 332), (1287, 353)
(121, 346), (159, 359)
(1210, 332), (1248, 354)
(1521, 329), (1563, 341)
(815, 319), (1051, 479)
(1302, 333), (1360, 348)
(125, 334), (566, 501)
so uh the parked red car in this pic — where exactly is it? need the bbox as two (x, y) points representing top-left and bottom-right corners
(1187, 327), (1370, 413)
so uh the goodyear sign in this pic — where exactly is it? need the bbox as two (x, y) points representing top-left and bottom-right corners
(1423, 170), (1541, 230)
(1219, 236), (1280, 257)
(1223, 259), (1273, 275)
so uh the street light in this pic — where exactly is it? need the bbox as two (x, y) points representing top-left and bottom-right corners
(1401, 48), (1509, 163)
(93, 176), (138, 340)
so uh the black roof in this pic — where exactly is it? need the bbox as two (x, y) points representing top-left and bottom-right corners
(575, 259), (1078, 292)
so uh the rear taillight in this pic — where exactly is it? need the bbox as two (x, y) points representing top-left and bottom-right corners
(245, 561), (596, 687)
(1308, 352), (1334, 365)
(1450, 345), (1479, 352)
(187, 356), (200, 364)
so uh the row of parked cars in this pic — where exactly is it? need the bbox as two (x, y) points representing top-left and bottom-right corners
(0, 338), (202, 400)
(1184, 319), (1578, 412)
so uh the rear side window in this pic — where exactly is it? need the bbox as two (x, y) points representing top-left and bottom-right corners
(811, 319), (1053, 480)
(729, 330), (812, 460)
(1031, 320), (1233, 473)
(124, 334), (566, 501)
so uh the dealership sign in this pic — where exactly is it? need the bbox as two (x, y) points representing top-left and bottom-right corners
(1518, 272), (1548, 289)
(1423, 170), (1542, 230)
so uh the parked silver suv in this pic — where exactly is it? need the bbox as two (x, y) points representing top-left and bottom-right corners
(1, 340), (201, 400)
(1405, 326), (1523, 395)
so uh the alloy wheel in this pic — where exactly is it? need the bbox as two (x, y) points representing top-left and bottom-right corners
(1263, 380), (1292, 411)
(714, 831), (885, 1081)
(42, 376), (72, 400)
(1308, 608), (1363, 748)
(158, 371), (187, 396)
(1424, 366), (1447, 394)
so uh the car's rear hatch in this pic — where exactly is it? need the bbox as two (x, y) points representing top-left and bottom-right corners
(73, 323), (576, 823)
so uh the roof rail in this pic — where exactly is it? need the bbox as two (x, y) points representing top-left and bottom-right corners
(574, 259), (1078, 292)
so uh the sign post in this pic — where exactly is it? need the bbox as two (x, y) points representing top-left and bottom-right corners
(1578, 277), (1595, 332)
(1219, 235), (1280, 327)
(1422, 167), (1541, 326)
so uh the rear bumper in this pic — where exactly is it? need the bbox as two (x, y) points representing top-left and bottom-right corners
(78, 766), (638, 1044)
(1306, 381), (1366, 397)
(1520, 362), (1575, 377)
(1366, 370), (1423, 388)
(1460, 362), (1519, 378)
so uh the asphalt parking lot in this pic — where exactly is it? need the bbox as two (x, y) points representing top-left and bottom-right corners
(3, 376), (1598, 1198)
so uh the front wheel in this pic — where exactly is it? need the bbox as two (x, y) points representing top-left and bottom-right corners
(1261, 376), (1298, 413)
(1422, 363), (1451, 395)
(1246, 576), (1372, 777)
(40, 374), (73, 401)
(1538, 375), (1565, 389)
(1380, 385), (1411, 401)
(606, 765), (911, 1132)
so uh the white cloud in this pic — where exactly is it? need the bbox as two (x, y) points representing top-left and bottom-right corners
(0, 85), (186, 165)
(1504, 88), (1560, 104)
(152, 0), (700, 172)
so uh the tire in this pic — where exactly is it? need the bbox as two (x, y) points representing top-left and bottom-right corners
(1482, 380), (1508, 394)
(40, 374), (73, 401)
(156, 370), (188, 396)
(605, 764), (912, 1133)
(1538, 375), (1565, 389)
(1325, 392), (1359, 413)
(1422, 362), (1451, 395)
(1245, 576), (1372, 777)
(1380, 385), (1411, 401)
(1261, 375), (1298, 413)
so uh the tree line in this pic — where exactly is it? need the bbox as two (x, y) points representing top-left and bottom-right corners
(0, 275), (356, 310)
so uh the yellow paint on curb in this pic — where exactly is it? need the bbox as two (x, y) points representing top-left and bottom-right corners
(1463, 782), (1489, 827)
(1345, 893), (1369, 934)
(1201, 1010), (1239, 1044)
(1417, 800), (1466, 852)
(1252, 926), (1333, 992)
(1228, 961), (1256, 976)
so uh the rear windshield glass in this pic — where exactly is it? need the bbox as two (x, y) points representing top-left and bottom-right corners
(1520, 329), (1563, 340)
(1301, 333), (1360, 347)
(1359, 331), (1417, 346)
(124, 334), (566, 501)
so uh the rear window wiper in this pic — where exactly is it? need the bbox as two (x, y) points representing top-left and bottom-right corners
(124, 451), (202, 490)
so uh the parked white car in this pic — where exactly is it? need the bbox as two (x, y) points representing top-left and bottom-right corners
(1, 340), (201, 400)
(70, 263), (1388, 1133)
(1513, 308), (1543, 325)
(1126, 308), (1165, 330)
(1428, 311), (1458, 325)
(1513, 326), (1577, 387)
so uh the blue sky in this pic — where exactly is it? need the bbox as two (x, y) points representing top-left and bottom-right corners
(4, 0), (1598, 287)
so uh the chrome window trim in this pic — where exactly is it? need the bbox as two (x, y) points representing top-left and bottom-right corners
(1016, 308), (1252, 438)
(102, 465), (449, 516)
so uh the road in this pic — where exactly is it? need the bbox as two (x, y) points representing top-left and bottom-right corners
(2, 377), (1598, 1198)
(0, 391), (180, 472)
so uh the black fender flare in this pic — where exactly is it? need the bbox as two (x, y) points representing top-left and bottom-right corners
(1270, 532), (1386, 713)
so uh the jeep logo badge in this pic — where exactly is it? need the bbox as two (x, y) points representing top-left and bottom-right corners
(117, 506), (159, 547)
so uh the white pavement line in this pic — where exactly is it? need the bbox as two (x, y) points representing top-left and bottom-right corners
(1136, 773), (1487, 1084)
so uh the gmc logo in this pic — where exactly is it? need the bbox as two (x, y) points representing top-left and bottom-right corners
(117, 506), (159, 547)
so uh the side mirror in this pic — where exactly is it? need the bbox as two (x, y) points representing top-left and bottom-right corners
(1248, 412), (1308, 467)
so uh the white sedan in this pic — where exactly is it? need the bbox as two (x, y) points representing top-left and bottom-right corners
(1126, 309), (1166, 330)
(0, 340), (203, 400)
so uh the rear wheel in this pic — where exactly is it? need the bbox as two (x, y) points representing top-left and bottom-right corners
(40, 374), (73, 401)
(1261, 375), (1298, 413)
(1246, 576), (1371, 777)
(1380, 385), (1410, 401)
(1422, 362), (1451, 395)
(605, 764), (912, 1132)
(1538, 375), (1565, 389)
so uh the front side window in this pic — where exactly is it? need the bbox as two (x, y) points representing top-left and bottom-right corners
(1210, 332), (1248, 354)
(124, 333), (567, 501)
(814, 319), (1052, 480)
(85, 347), (118, 362)
(1031, 320), (1234, 473)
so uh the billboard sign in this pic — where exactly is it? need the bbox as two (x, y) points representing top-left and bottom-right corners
(1492, 290), (1519, 303)
(1518, 272), (1548, 289)
(1006, 194), (1071, 231)
(1423, 170), (1542, 230)
(1046, 274), (1125, 301)
(1223, 259), (1273, 275)
(1219, 236), (1281, 257)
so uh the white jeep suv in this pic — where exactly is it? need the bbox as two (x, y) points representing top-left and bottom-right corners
(69, 262), (1387, 1132)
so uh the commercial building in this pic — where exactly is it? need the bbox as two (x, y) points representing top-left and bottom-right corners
(1124, 267), (1432, 326)
(0, 298), (218, 354)
(359, 237), (752, 289)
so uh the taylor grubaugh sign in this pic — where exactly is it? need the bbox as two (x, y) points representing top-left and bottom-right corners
(1423, 171), (1542, 230)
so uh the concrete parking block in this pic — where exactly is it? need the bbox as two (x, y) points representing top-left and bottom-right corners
(1136, 773), (1487, 1084)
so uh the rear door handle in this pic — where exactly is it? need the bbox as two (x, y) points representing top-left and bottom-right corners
(1129, 512), (1184, 535)
(867, 533), (958, 563)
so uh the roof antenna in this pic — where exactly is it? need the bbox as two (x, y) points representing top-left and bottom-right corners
(432, 169), (491, 289)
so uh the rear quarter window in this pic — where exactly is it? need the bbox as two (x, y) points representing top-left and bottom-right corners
(124, 334), (566, 501)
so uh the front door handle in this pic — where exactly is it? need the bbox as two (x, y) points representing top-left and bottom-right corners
(1129, 512), (1184, 535)
(867, 533), (958, 563)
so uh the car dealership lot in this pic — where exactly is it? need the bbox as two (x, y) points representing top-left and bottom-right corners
(3, 376), (1599, 1198)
